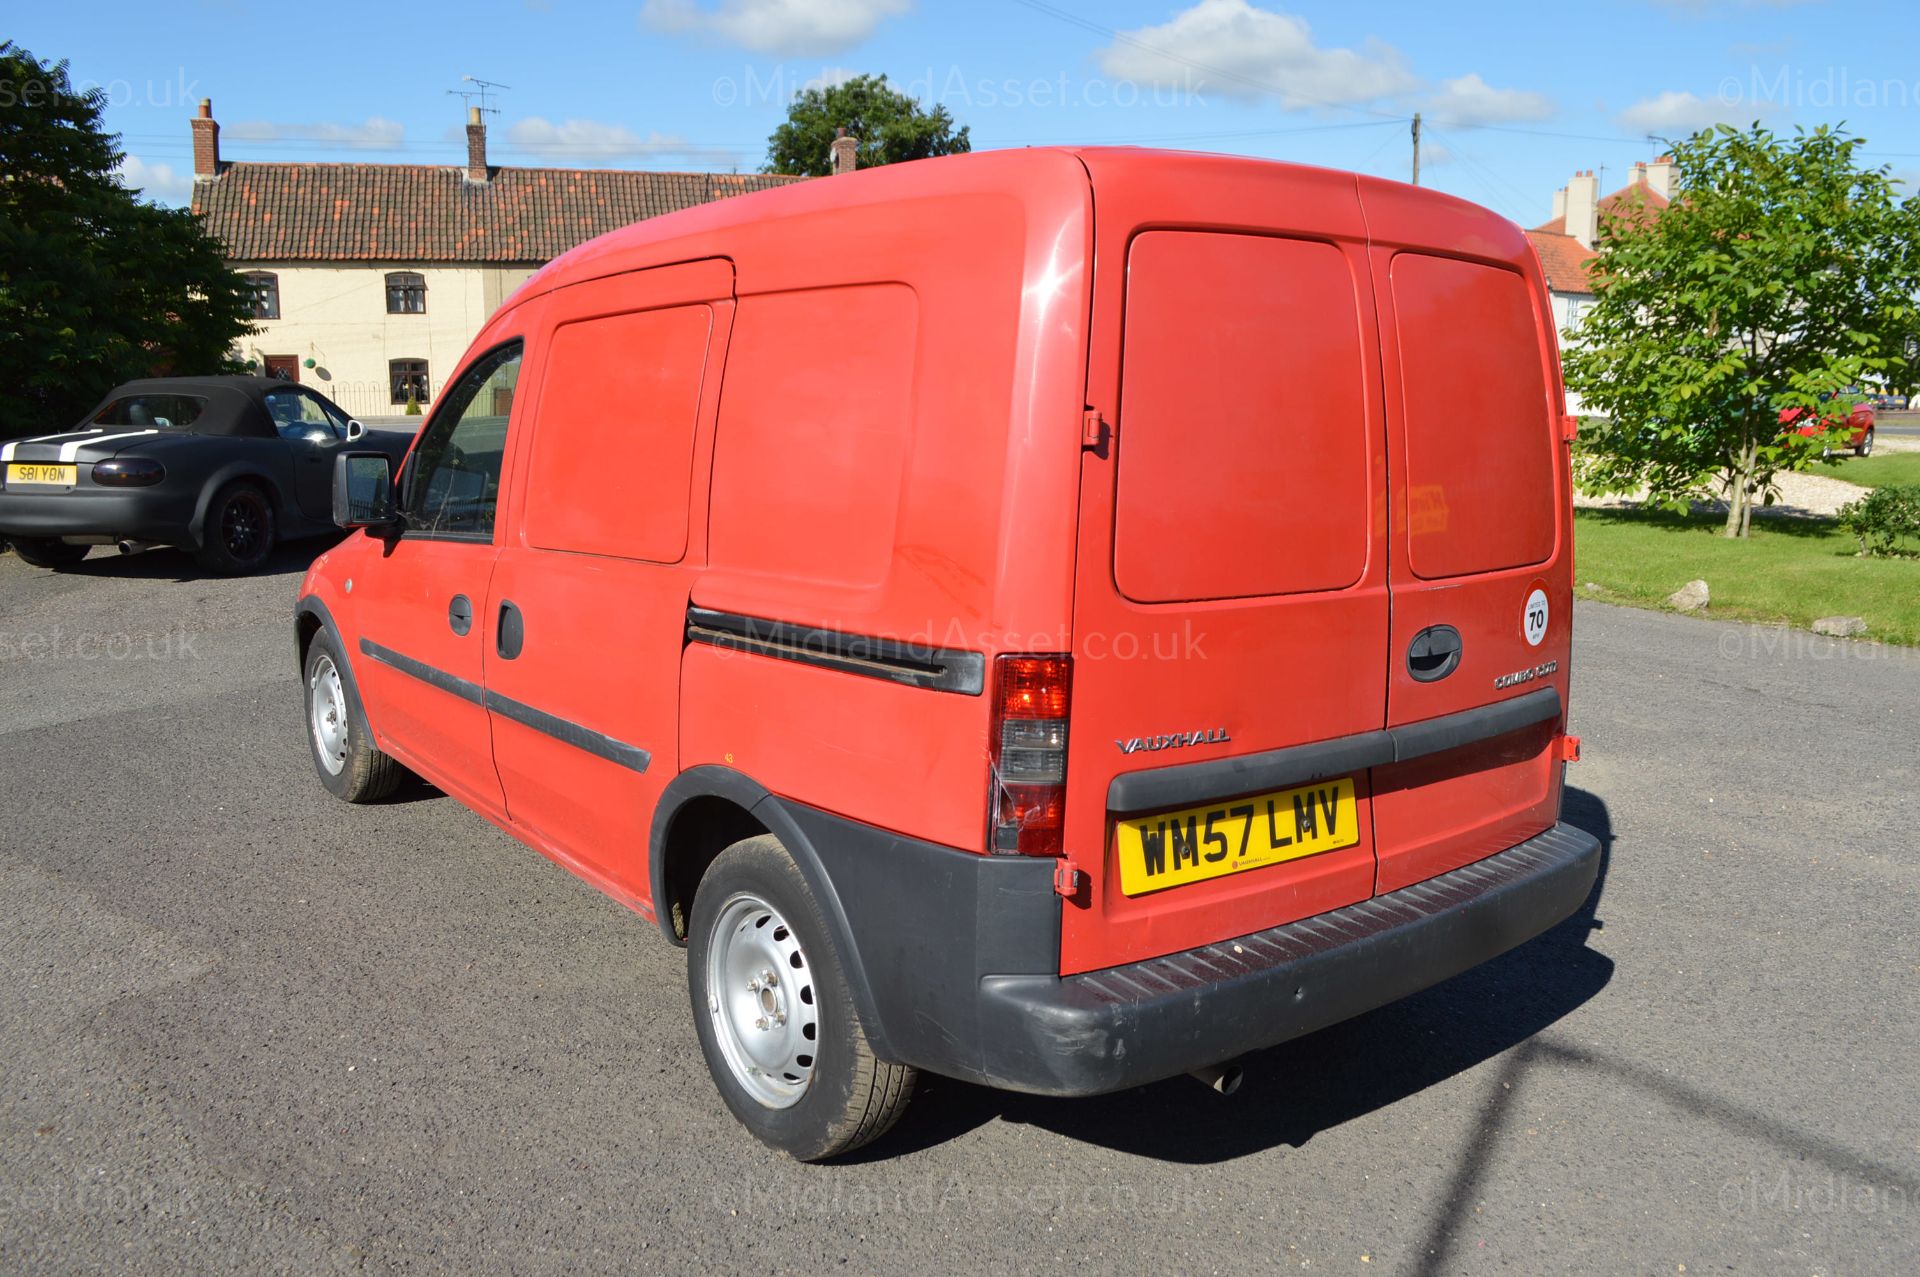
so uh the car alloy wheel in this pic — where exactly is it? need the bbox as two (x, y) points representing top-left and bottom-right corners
(222, 492), (266, 560)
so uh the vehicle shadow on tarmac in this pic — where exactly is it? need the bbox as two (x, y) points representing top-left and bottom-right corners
(49, 538), (337, 583)
(858, 787), (1617, 1165)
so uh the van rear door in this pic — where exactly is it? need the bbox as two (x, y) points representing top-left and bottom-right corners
(1061, 157), (1390, 976)
(1356, 179), (1573, 894)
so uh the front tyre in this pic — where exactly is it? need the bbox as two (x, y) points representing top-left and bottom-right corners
(196, 481), (276, 574)
(304, 631), (403, 802)
(1855, 428), (1874, 458)
(688, 836), (916, 1160)
(8, 537), (89, 570)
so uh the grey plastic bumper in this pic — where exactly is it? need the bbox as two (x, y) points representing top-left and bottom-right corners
(966, 822), (1601, 1096)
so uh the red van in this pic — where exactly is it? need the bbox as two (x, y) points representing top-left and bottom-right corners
(297, 148), (1598, 1160)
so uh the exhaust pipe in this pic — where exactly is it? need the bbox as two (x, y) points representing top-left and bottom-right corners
(1188, 1059), (1245, 1096)
(117, 540), (159, 555)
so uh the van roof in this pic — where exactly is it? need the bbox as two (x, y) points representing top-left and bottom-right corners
(512, 146), (1520, 304)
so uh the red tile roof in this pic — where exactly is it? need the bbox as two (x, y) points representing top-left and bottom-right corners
(1531, 178), (1671, 237)
(191, 162), (805, 263)
(1526, 229), (1598, 295)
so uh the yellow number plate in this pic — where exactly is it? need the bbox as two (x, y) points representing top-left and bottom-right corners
(1116, 776), (1359, 897)
(6, 463), (77, 487)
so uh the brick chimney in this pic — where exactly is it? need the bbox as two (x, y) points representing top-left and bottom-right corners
(191, 98), (220, 180)
(1564, 169), (1600, 249)
(465, 106), (489, 183)
(829, 127), (859, 176)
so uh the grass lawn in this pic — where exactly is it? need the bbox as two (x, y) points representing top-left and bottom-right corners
(1822, 450), (1920, 489)
(1574, 508), (1920, 646)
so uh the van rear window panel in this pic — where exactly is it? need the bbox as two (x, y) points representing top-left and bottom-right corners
(1388, 253), (1557, 580)
(1111, 231), (1372, 604)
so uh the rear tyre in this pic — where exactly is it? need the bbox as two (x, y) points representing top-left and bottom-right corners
(304, 631), (403, 802)
(195, 482), (277, 574)
(1855, 428), (1874, 458)
(7, 537), (89, 570)
(687, 835), (916, 1161)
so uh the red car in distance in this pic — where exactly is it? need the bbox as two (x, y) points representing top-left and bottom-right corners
(1781, 393), (1876, 457)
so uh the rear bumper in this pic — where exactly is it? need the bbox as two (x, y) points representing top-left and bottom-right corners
(0, 488), (195, 545)
(956, 823), (1598, 1096)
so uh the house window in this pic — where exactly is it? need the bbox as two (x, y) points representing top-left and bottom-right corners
(386, 271), (427, 314)
(243, 272), (279, 321)
(390, 359), (430, 406)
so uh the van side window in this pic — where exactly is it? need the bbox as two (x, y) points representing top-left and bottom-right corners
(406, 342), (523, 540)
(523, 305), (713, 562)
(708, 284), (916, 588)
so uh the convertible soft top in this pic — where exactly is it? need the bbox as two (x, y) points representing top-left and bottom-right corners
(85, 376), (302, 439)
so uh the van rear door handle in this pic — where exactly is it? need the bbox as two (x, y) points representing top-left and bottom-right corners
(1407, 625), (1462, 682)
(496, 599), (525, 660)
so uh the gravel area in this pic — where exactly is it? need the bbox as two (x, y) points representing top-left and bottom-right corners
(1576, 435), (1916, 519)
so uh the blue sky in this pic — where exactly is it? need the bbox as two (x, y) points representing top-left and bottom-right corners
(12, 0), (1920, 226)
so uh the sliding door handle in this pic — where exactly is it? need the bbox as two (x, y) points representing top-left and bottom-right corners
(496, 599), (525, 660)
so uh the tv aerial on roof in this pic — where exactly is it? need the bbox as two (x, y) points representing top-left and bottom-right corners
(448, 76), (511, 117)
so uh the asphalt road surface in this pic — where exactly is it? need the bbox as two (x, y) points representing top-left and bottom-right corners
(2, 541), (1915, 1275)
(1874, 410), (1919, 437)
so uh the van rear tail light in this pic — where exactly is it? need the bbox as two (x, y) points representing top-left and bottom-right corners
(989, 654), (1071, 856)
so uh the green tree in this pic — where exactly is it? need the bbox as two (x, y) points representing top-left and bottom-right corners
(0, 42), (254, 439)
(764, 73), (970, 176)
(1564, 124), (1920, 537)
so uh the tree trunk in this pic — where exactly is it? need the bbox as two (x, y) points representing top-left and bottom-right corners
(1722, 468), (1748, 537)
(1723, 435), (1758, 539)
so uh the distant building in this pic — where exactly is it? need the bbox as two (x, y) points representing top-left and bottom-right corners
(1525, 157), (1676, 411)
(188, 100), (802, 418)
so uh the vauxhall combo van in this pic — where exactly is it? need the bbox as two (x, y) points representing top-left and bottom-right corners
(298, 147), (1599, 1160)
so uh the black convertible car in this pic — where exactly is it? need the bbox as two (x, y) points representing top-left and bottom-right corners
(0, 376), (412, 574)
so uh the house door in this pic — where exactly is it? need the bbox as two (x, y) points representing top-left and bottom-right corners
(263, 355), (299, 382)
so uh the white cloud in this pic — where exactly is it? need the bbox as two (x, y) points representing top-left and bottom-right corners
(1425, 72), (1554, 127)
(225, 117), (406, 150)
(506, 116), (742, 166)
(1095, 0), (1414, 108)
(115, 155), (192, 206)
(1616, 89), (1768, 135)
(642, 0), (910, 56)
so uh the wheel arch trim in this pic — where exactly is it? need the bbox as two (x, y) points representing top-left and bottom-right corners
(648, 765), (895, 1060)
(294, 595), (380, 744)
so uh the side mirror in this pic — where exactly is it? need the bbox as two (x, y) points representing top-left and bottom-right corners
(333, 451), (397, 530)
(346, 419), (366, 442)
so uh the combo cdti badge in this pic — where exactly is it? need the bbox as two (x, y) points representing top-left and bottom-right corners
(295, 147), (1600, 1160)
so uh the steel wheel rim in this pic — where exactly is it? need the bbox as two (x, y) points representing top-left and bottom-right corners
(309, 654), (349, 776)
(224, 496), (263, 558)
(705, 892), (819, 1109)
